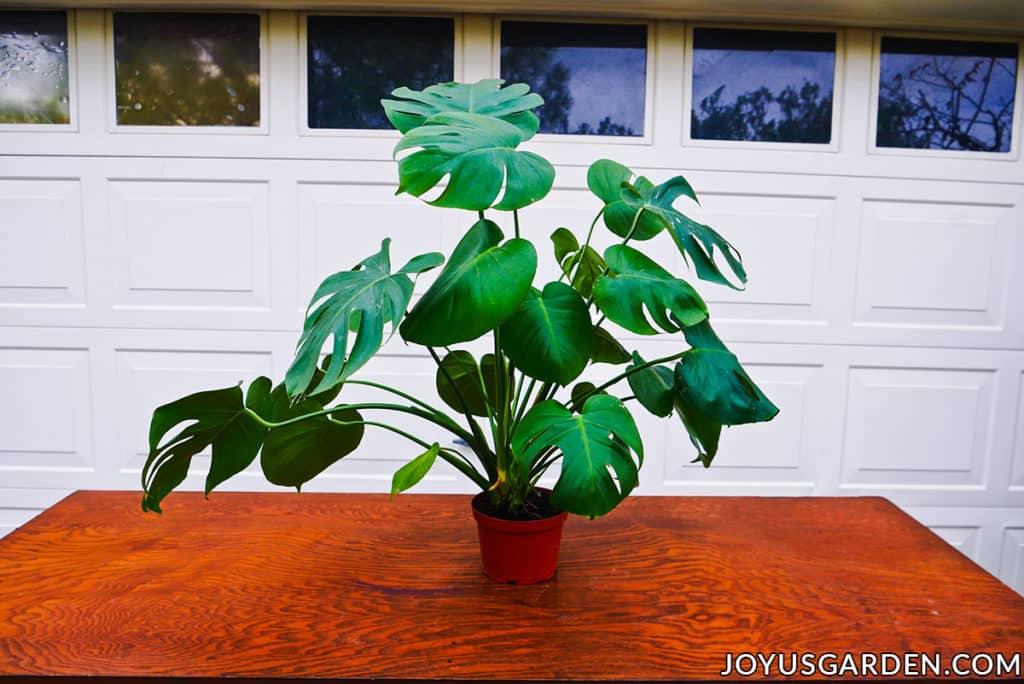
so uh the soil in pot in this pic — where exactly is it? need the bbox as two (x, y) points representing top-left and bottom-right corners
(471, 488), (568, 585)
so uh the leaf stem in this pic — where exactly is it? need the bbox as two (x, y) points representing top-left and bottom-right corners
(568, 349), (687, 408)
(513, 209), (521, 239)
(426, 347), (495, 477)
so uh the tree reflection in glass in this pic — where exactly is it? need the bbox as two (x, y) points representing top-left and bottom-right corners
(114, 12), (260, 127)
(877, 38), (1017, 153)
(0, 11), (69, 124)
(500, 21), (646, 137)
(691, 28), (835, 144)
(307, 16), (453, 130)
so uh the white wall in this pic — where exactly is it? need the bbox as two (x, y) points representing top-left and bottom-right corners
(2, 9), (1024, 594)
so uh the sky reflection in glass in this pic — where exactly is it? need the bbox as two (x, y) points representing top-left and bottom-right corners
(691, 28), (835, 144)
(307, 16), (454, 130)
(500, 21), (647, 136)
(0, 11), (69, 124)
(877, 37), (1017, 153)
(114, 12), (261, 126)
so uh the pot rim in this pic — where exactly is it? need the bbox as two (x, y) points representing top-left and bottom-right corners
(471, 489), (568, 533)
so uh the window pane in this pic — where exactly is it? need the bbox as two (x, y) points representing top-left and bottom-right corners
(114, 12), (260, 127)
(0, 11), (69, 124)
(691, 28), (835, 144)
(877, 37), (1017, 153)
(307, 16), (454, 130)
(500, 21), (647, 137)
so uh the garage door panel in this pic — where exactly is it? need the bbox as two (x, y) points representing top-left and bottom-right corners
(0, 178), (85, 308)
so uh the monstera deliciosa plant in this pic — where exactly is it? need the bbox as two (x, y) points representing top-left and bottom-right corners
(142, 79), (778, 523)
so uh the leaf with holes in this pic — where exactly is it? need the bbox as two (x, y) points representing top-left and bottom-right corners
(286, 239), (443, 399)
(593, 244), (708, 335)
(382, 78), (543, 137)
(512, 395), (643, 518)
(393, 111), (555, 211)
(142, 382), (269, 513)
(400, 219), (537, 346)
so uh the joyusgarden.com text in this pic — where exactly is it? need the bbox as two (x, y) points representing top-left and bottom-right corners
(720, 652), (1021, 678)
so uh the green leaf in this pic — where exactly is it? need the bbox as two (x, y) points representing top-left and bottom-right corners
(436, 350), (489, 417)
(590, 326), (630, 365)
(400, 219), (537, 346)
(393, 111), (555, 211)
(142, 383), (268, 513)
(512, 395), (643, 518)
(391, 443), (441, 496)
(587, 160), (746, 289)
(286, 239), (427, 398)
(625, 353), (675, 418)
(569, 381), (605, 412)
(587, 160), (674, 241)
(381, 79), (543, 137)
(260, 408), (365, 490)
(593, 244), (708, 335)
(399, 252), (445, 274)
(672, 335), (778, 466)
(500, 282), (592, 385)
(550, 227), (607, 298)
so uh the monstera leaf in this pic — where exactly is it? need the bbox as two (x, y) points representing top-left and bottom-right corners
(142, 382), (269, 513)
(500, 282), (592, 385)
(587, 159), (676, 241)
(512, 395), (643, 518)
(286, 240), (443, 399)
(382, 79), (543, 136)
(587, 159), (746, 289)
(593, 245), (708, 335)
(260, 408), (365, 490)
(673, 321), (778, 466)
(435, 350), (508, 417)
(550, 227), (607, 298)
(625, 353), (675, 418)
(401, 219), (537, 346)
(393, 111), (555, 211)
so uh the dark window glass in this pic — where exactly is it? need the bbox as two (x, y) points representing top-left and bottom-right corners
(114, 12), (261, 126)
(307, 16), (454, 129)
(500, 21), (647, 137)
(691, 28), (836, 144)
(0, 11), (69, 124)
(877, 37), (1017, 153)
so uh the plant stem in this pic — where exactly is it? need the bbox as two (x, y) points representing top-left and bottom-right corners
(513, 209), (521, 239)
(557, 207), (604, 286)
(568, 349), (687, 408)
(343, 379), (459, 426)
(332, 418), (489, 490)
(426, 347), (495, 478)
(584, 207), (647, 310)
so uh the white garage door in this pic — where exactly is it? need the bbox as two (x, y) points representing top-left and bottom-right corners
(2, 6), (1024, 592)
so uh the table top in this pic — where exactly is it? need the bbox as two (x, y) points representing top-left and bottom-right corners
(1, 491), (1022, 682)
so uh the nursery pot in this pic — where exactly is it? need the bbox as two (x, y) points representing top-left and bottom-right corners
(471, 490), (569, 584)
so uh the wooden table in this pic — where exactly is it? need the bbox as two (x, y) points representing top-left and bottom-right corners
(1, 492), (1022, 682)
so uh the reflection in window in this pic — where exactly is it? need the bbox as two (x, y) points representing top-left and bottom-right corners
(0, 11), (69, 124)
(307, 16), (454, 129)
(877, 38), (1017, 153)
(500, 21), (647, 137)
(113, 12), (260, 126)
(691, 28), (836, 144)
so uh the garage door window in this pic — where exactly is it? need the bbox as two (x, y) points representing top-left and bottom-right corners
(112, 12), (262, 127)
(305, 15), (456, 131)
(498, 20), (649, 137)
(0, 10), (71, 126)
(688, 27), (837, 145)
(876, 36), (1018, 153)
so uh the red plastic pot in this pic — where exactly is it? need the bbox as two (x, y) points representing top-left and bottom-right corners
(471, 491), (569, 584)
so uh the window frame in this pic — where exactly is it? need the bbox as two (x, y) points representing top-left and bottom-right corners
(104, 9), (269, 135)
(0, 9), (78, 132)
(298, 11), (463, 138)
(492, 14), (655, 146)
(682, 22), (846, 153)
(867, 29), (1024, 161)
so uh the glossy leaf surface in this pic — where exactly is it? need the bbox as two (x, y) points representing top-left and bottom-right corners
(500, 282), (592, 385)
(382, 78), (543, 136)
(400, 219), (536, 346)
(260, 408), (365, 490)
(512, 395), (643, 518)
(391, 443), (441, 495)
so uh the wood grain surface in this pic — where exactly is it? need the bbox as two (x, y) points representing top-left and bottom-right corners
(0, 491), (1021, 682)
